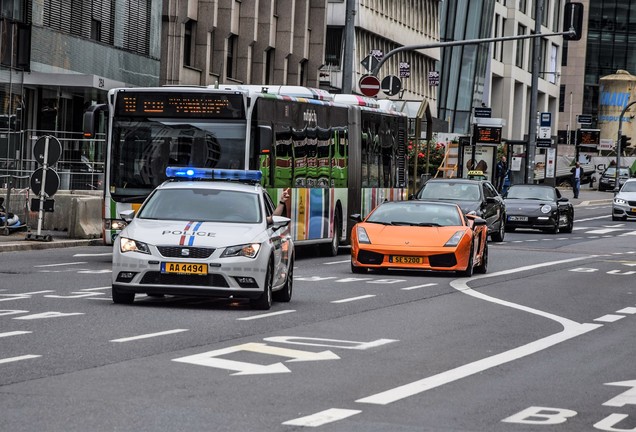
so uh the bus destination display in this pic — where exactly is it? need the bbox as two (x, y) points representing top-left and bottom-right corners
(116, 92), (245, 118)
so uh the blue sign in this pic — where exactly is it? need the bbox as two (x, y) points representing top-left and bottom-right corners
(540, 112), (552, 127)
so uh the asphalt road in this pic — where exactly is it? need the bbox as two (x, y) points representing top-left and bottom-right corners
(1, 198), (635, 431)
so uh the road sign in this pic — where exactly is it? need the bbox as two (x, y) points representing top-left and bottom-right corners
(428, 71), (439, 86)
(576, 114), (592, 124)
(399, 62), (411, 78)
(360, 55), (380, 72)
(540, 112), (552, 127)
(30, 168), (60, 197)
(474, 107), (492, 118)
(536, 138), (553, 148)
(381, 75), (402, 96)
(538, 126), (552, 139)
(359, 75), (381, 97)
(33, 135), (62, 166)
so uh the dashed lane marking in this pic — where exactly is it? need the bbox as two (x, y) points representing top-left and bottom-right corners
(331, 295), (376, 304)
(110, 329), (189, 342)
(283, 408), (361, 427)
(237, 310), (296, 321)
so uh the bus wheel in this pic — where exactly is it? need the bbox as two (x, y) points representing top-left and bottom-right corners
(323, 212), (341, 257)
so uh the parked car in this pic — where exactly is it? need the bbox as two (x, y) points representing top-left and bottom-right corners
(612, 178), (636, 221)
(503, 184), (574, 234)
(413, 178), (506, 242)
(350, 200), (488, 276)
(598, 166), (631, 192)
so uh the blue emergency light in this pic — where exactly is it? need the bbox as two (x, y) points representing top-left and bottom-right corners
(166, 166), (262, 183)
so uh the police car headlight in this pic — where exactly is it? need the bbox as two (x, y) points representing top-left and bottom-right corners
(540, 205), (552, 214)
(221, 243), (261, 259)
(119, 237), (150, 254)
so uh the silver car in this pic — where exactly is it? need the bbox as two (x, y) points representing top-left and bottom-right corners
(612, 178), (636, 221)
(112, 168), (294, 310)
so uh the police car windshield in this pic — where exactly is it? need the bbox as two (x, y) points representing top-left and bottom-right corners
(138, 188), (262, 223)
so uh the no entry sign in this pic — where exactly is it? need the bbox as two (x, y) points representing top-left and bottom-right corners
(359, 75), (380, 97)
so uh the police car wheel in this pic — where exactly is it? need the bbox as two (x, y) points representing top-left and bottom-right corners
(112, 286), (135, 304)
(250, 259), (273, 310)
(273, 255), (293, 303)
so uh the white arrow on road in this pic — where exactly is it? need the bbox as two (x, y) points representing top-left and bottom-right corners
(172, 342), (340, 375)
(603, 380), (636, 407)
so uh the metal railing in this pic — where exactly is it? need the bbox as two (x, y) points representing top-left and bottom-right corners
(0, 129), (106, 192)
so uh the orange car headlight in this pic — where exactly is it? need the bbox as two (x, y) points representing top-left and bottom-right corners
(444, 230), (465, 247)
(357, 226), (371, 244)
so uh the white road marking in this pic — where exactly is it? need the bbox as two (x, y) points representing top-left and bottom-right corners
(73, 252), (112, 257)
(110, 329), (189, 342)
(594, 314), (625, 323)
(324, 259), (350, 265)
(237, 310), (296, 321)
(401, 283), (437, 291)
(576, 215), (613, 222)
(331, 295), (376, 303)
(0, 331), (31, 338)
(616, 307), (636, 314)
(33, 262), (88, 267)
(0, 354), (41, 364)
(80, 286), (111, 291)
(356, 255), (603, 406)
(282, 408), (361, 427)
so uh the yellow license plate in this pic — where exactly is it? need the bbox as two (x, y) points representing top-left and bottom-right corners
(390, 256), (423, 264)
(161, 262), (208, 275)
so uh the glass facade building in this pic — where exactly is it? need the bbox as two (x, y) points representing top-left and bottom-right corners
(582, 0), (636, 121)
(438, 0), (496, 134)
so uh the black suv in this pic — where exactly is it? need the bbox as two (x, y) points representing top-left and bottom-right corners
(413, 178), (506, 242)
(598, 166), (631, 192)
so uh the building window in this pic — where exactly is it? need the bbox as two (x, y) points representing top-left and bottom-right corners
(183, 20), (194, 67)
(299, 59), (307, 86)
(226, 34), (237, 79)
(265, 48), (274, 84)
(559, 84), (566, 112)
(325, 26), (343, 67)
(91, 18), (101, 41)
(516, 24), (526, 68)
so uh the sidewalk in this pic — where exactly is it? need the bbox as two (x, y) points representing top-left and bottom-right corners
(0, 227), (103, 252)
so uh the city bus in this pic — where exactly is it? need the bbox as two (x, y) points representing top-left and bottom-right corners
(84, 85), (408, 255)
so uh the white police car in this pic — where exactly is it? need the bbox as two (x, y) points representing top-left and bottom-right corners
(112, 167), (294, 310)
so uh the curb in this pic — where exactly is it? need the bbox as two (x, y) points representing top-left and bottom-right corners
(0, 238), (103, 253)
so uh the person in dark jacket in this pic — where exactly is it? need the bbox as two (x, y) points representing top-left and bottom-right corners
(495, 156), (509, 192)
(570, 161), (584, 198)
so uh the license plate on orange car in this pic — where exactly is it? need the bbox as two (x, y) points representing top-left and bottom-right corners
(161, 262), (208, 275)
(389, 256), (423, 264)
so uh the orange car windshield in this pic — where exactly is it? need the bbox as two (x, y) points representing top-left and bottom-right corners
(368, 203), (462, 227)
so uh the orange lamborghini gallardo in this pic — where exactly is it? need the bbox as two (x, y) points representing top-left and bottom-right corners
(350, 201), (489, 276)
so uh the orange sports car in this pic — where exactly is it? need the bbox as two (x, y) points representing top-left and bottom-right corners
(350, 200), (489, 276)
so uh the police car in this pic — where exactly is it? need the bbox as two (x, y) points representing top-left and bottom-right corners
(112, 167), (294, 310)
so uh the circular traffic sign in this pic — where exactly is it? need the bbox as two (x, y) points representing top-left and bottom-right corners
(30, 168), (60, 197)
(381, 75), (402, 96)
(359, 75), (381, 97)
(33, 135), (62, 166)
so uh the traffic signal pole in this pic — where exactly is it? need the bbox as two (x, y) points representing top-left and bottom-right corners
(615, 101), (636, 193)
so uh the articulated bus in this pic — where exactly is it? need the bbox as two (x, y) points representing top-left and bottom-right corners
(84, 85), (408, 255)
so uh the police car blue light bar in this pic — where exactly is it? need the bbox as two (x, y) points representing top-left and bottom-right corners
(166, 166), (262, 182)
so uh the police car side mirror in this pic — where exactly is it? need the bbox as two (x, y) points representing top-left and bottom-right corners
(120, 209), (135, 223)
(271, 215), (290, 230)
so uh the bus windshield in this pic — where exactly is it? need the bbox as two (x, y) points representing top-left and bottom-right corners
(110, 118), (247, 199)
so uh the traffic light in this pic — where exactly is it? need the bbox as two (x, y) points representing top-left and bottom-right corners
(620, 135), (632, 150)
(563, 2), (584, 41)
